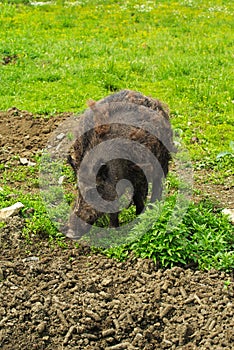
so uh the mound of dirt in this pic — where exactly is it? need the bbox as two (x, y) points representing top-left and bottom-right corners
(0, 108), (234, 349)
(0, 107), (73, 164)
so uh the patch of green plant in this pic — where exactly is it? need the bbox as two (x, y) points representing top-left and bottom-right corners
(194, 141), (234, 185)
(3, 0), (31, 4)
(0, 186), (64, 242)
(0, 222), (6, 230)
(165, 172), (181, 193)
(61, 164), (76, 183)
(216, 140), (234, 159)
(195, 141), (234, 169)
(223, 279), (231, 290)
(1, 164), (39, 188)
(38, 156), (76, 224)
(105, 196), (234, 271)
(0, 154), (75, 240)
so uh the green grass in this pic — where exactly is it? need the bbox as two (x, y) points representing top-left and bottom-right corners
(0, 0), (233, 270)
(0, 0), (233, 159)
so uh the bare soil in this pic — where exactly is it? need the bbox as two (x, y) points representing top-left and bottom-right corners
(0, 109), (233, 350)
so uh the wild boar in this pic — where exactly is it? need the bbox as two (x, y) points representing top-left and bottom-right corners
(67, 90), (175, 238)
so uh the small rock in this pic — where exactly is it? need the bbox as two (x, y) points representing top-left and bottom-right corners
(174, 140), (181, 148)
(222, 209), (234, 224)
(20, 157), (36, 166)
(42, 128), (51, 134)
(22, 256), (39, 262)
(28, 160), (36, 166)
(56, 133), (65, 141)
(20, 157), (29, 165)
(42, 336), (49, 341)
(101, 278), (113, 287)
(0, 202), (24, 221)
(36, 321), (46, 333)
(58, 175), (66, 185)
(190, 136), (199, 144)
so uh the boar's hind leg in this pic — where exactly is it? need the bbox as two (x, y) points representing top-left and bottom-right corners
(109, 212), (119, 227)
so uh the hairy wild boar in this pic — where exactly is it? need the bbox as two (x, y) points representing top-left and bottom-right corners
(67, 90), (175, 238)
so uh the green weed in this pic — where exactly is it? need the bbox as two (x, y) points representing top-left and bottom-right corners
(223, 279), (231, 290)
(105, 196), (234, 271)
(0, 186), (65, 241)
(194, 141), (234, 185)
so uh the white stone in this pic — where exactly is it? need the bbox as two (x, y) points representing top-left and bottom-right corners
(27, 161), (36, 166)
(20, 157), (29, 165)
(58, 175), (65, 185)
(222, 209), (234, 224)
(19, 157), (36, 166)
(56, 133), (66, 141)
(0, 202), (24, 221)
(30, 1), (53, 6)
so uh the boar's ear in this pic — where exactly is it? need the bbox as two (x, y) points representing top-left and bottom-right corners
(94, 106), (110, 136)
(87, 99), (96, 109)
(88, 100), (110, 134)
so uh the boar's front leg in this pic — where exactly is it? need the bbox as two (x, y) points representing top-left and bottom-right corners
(133, 193), (145, 215)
